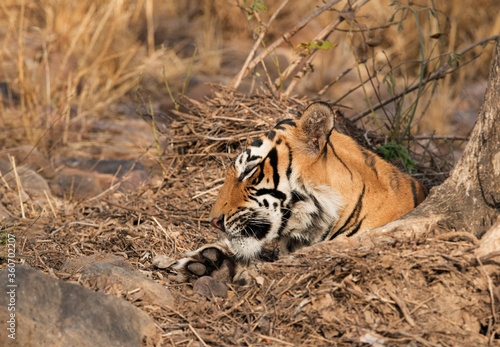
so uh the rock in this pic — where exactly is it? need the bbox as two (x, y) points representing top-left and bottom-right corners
(0, 159), (11, 173)
(0, 146), (56, 179)
(62, 254), (174, 308)
(151, 255), (176, 269)
(193, 276), (228, 299)
(50, 164), (150, 198)
(90, 117), (157, 145)
(49, 170), (102, 200)
(79, 262), (175, 308)
(87, 144), (148, 161)
(59, 158), (145, 177)
(0, 202), (12, 221)
(0, 265), (158, 346)
(61, 253), (133, 274)
(3, 188), (30, 204)
(119, 170), (151, 191)
(1, 165), (52, 202)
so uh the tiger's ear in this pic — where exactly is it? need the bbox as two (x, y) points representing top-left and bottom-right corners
(297, 102), (334, 154)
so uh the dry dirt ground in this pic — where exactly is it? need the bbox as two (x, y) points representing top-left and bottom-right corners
(1, 89), (499, 346)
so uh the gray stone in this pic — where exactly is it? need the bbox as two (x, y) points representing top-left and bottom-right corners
(61, 253), (133, 274)
(59, 158), (145, 177)
(2, 165), (52, 202)
(0, 146), (56, 179)
(119, 170), (151, 192)
(49, 171), (102, 199)
(0, 265), (158, 346)
(0, 159), (12, 174)
(80, 262), (175, 308)
(151, 255), (176, 269)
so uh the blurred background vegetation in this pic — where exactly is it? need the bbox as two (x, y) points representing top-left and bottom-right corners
(0, 0), (499, 157)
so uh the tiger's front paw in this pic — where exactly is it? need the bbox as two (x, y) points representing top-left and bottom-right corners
(174, 245), (237, 283)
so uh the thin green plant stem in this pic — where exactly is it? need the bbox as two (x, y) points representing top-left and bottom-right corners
(260, 39), (284, 91)
(348, 24), (384, 132)
(400, 7), (426, 142)
(148, 97), (162, 157)
(354, 59), (383, 131)
(134, 87), (162, 158)
(181, 46), (198, 104)
(163, 65), (179, 111)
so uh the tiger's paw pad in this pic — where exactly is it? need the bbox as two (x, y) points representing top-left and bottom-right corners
(174, 246), (236, 283)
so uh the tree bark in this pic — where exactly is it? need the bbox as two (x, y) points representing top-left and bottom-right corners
(360, 38), (500, 241)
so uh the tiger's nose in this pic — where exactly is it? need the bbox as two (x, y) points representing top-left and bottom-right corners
(210, 216), (225, 231)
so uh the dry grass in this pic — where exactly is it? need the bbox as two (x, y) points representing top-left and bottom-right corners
(1, 0), (145, 148)
(0, 0), (218, 151)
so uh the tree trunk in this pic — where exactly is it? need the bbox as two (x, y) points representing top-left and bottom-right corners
(361, 38), (500, 242)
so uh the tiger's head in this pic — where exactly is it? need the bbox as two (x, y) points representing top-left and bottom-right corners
(209, 102), (344, 261)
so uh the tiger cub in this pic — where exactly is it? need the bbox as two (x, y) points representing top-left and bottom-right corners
(175, 102), (427, 283)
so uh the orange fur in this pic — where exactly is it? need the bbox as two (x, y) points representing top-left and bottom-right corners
(210, 102), (427, 243)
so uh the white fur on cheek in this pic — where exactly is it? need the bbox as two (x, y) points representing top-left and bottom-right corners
(227, 203), (281, 260)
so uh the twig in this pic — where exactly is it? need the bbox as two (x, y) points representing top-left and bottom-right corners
(192, 184), (223, 200)
(44, 190), (57, 219)
(353, 34), (500, 122)
(85, 181), (122, 203)
(411, 172), (449, 177)
(399, 331), (442, 347)
(353, 65), (449, 122)
(413, 135), (469, 141)
(238, 103), (271, 122)
(230, 0), (343, 88)
(256, 334), (296, 346)
(167, 108), (203, 121)
(187, 123), (268, 142)
(479, 251), (500, 264)
(388, 291), (416, 327)
(330, 61), (389, 107)
(436, 231), (479, 244)
(476, 256), (497, 330)
(212, 115), (262, 123)
(318, 67), (353, 96)
(283, 0), (372, 97)
(9, 155), (25, 218)
(230, 0), (290, 89)
(161, 153), (237, 159)
(387, 295), (436, 329)
(0, 167), (12, 190)
(188, 324), (208, 347)
(102, 198), (159, 216)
